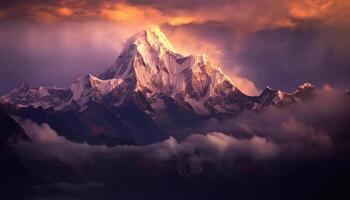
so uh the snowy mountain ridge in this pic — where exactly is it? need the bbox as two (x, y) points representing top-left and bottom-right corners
(0, 27), (314, 115)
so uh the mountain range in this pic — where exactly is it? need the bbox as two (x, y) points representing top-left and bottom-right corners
(0, 27), (315, 145)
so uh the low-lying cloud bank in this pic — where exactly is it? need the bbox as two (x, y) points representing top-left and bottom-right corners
(179, 86), (349, 156)
(16, 120), (279, 167)
(14, 86), (349, 168)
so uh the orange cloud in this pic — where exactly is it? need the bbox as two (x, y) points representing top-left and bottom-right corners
(29, 9), (60, 23)
(164, 28), (223, 65)
(168, 16), (198, 26)
(57, 7), (74, 17)
(288, 0), (333, 19)
(100, 3), (201, 27)
(101, 3), (162, 25)
(270, 18), (297, 29)
(231, 75), (260, 96)
(0, 0), (348, 31)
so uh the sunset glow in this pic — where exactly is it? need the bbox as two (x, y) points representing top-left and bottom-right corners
(0, 1), (349, 200)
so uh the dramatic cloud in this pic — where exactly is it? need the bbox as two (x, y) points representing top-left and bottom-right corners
(0, 0), (349, 93)
(1, 2), (350, 199)
(1, 0), (345, 30)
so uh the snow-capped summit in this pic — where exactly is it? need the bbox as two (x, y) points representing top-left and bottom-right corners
(135, 26), (176, 52)
(99, 27), (236, 114)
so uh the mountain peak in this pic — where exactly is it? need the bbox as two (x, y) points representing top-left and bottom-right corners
(98, 27), (239, 114)
(126, 26), (175, 53)
(143, 26), (175, 52)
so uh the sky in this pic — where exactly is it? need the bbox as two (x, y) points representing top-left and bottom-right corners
(0, 0), (349, 95)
